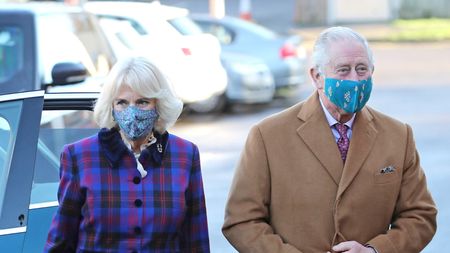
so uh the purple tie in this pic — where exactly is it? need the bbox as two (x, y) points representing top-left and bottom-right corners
(335, 123), (349, 162)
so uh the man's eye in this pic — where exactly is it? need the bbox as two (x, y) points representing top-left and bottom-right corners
(356, 67), (368, 74)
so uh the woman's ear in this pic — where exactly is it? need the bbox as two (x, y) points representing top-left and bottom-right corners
(310, 67), (323, 90)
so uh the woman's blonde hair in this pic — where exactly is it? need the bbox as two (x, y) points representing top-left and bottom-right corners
(93, 56), (183, 133)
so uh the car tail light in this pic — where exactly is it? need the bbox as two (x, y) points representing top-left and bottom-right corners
(181, 47), (192, 56)
(280, 43), (297, 59)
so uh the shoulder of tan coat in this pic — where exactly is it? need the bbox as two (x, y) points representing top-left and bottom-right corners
(256, 92), (320, 132)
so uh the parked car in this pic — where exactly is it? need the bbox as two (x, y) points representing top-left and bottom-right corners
(145, 6), (276, 112)
(84, 1), (228, 112)
(0, 2), (116, 95)
(191, 14), (308, 97)
(189, 51), (275, 113)
(0, 90), (100, 252)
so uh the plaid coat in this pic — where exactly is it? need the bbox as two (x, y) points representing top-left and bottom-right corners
(44, 128), (210, 252)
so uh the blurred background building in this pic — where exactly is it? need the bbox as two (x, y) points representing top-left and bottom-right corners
(161, 0), (450, 33)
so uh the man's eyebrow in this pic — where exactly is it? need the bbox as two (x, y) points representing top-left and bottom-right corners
(334, 63), (350, 68)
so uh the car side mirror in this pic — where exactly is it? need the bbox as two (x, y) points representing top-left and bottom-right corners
(50, 62), (87, 86)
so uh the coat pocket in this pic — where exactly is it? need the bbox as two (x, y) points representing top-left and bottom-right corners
(373, 165), (400, 184)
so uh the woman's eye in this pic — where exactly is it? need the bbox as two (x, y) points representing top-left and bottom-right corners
(137, 100), (150, 106)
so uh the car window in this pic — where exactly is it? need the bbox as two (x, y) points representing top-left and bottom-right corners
(98, 18), (143, 55)
(30, 110), (99, 204)
(197, 22), (235, 45)
(0, 26), (24, 84)
(37, 12), (114, 85)
(168, 16), (204, 36)
(0, 100), (22, 216)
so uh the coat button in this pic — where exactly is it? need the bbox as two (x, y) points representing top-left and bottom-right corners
(134, 226), (142, 235)
(133, 176), (141, 184)
(134, 199), (143, 207)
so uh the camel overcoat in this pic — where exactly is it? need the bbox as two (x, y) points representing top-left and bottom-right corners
(222, 92), (437, 253)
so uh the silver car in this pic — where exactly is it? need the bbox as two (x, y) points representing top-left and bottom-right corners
(191, 14), (308, 97)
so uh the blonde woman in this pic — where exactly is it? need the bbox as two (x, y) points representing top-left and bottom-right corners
(44, 56), (210, 252)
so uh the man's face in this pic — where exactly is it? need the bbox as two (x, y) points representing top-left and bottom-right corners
(324, 39), (372, 81)
(310, 39), (374, 117)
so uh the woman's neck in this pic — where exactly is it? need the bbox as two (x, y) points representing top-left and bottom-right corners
(119, 131), (154, 153)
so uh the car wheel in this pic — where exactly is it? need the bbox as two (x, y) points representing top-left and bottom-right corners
(188, 94), (227, 114)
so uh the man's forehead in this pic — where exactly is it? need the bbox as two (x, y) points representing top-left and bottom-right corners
(327, 40), (370, 66)
(332, 56), (370, 67)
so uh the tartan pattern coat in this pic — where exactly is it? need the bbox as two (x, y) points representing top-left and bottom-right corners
(44, 128), (210, 253)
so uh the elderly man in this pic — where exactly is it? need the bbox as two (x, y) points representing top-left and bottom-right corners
(222, 27), (437, 253)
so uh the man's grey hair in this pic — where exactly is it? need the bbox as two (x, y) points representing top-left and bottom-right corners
(93, 56), (183, 133)
(312, 26), (374, 73)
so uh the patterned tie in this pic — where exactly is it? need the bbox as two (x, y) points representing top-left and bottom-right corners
(335, 123), (349, 162)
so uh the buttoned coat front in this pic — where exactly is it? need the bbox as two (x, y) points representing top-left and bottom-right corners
(44, 128), (210, 253)
(223, 92), (436, 253)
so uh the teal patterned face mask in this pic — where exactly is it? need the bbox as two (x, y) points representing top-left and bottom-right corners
(324, 77), (372, 113)
(113, 106), (159, 141)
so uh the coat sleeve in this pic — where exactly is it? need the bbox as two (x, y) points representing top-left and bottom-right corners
(179, 144), (210, 252)
(222, 126), (303, 253)
(367, 124), (437, 252)
(43, 144), (83, 253)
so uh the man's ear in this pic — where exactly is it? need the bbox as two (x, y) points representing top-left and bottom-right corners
(310, 67), (323, 89)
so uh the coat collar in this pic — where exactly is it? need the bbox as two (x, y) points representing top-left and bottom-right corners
(98, 128), (169, 168)
(296, 92), (378, 194)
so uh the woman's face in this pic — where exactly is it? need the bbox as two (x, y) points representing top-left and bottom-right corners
(113, 85), (157, 112)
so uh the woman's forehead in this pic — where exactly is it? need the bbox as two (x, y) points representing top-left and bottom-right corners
(115, 85), (143, 98)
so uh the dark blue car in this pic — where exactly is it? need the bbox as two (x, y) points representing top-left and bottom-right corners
(0, 3), (110, 251)
(0, 91), (99, 252)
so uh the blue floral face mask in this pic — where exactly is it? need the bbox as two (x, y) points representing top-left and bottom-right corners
(113, 106), (159, 141)
(324, 77), (372, 113)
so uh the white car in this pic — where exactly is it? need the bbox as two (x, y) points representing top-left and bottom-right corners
(84, 1), (228, 111)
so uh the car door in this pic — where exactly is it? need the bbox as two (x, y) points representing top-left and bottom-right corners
(0, 90), (44, 252)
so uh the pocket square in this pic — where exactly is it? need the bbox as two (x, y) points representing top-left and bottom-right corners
(380, 165), (396, 174)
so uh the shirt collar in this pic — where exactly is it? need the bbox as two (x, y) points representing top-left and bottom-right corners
(319, 96), (355, 129)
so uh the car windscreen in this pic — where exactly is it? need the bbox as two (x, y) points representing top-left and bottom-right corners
(37, 12), (115, 85)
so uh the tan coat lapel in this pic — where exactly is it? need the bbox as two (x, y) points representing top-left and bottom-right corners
(296, 93), (344, 185)
(337, 107), (378, 198)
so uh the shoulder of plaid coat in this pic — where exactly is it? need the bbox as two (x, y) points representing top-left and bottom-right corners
(43, 128), (210, 253)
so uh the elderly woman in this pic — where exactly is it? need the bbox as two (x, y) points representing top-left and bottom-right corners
(44, 56), (210, 252)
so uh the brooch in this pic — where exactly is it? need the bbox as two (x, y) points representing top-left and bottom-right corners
(157, 143), (163, 153)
